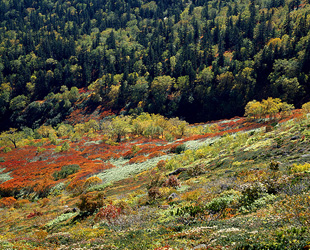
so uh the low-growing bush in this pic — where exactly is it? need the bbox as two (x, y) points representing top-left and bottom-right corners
(187, 163), (206, 177)
(148, 187), (162, 201)
(66, 179), (86, 195)
(206, 190), (240, 213)
(289, 163), (310, 173)
(13, 199), (30, 208)
(128, 155), (147, 164)
(173, 204), (205, 218)
(165, 133), (174, 142)
(39, 197), (50, 208)
(27, 210), (43, 219)
(148, 151), (166, 159)
(269, 160), (280, 171)
(83, 176), (102, 189)
(163, 175), (181, 188)
(239, 182), (267, 206)
(46, 212), (77, 229)
(181, 189), (203, 201)
(206, 196), (234, 213)
(53, 164), (80, 181)
(46, 232), (73, 245)
(239, 193), (277, 213)
(0, 196), (16, 208)
(77, 192), (105, 214)
(37, 147), (46, 153)
(170, 144), (186, 154)
(61, 142), (70, 151)
(94, 203), (121, 224)
(156, 160), (167, 170)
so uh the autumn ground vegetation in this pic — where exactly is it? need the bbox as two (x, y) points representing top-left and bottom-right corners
(0, 99), (310, 249)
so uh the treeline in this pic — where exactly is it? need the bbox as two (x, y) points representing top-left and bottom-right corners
(0, 112), (192, 152)
(0, 0), (310, 129)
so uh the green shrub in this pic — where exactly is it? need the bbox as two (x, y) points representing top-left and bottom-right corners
(54, 146), (62, 153)
(53, 164), (80, 181)
(46, 212), (78, 229)
(37, 147), (46, 153)
(61, 142), (70, 151)
(269, 160), (279, 171)
(206, 190), (240, 213)
(206, 196), (234, 213)
(165, 133), (174, 142)
(171, 144), (186, 154)
(173, 204), (205, 218)
(239, 182), (267, 207)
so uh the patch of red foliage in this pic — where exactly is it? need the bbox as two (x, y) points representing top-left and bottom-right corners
(78, 88), (89, 94)
(148, 151), (166, 159)
(94, 203), (121, 223)
(26, 210), (43, 219)
(129, 155), (147, 164)
(0, 196), (16, 208)
(66, 104), (114, 125)
(0, 141), (117, 197)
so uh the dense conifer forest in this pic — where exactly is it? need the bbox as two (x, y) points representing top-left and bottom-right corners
(0, 0), (310, 129)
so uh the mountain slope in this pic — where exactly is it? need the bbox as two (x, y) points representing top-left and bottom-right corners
(0, 110), (310, 249)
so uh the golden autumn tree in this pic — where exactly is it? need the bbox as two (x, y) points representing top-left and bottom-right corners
(261, 97), (282, 120)
(0, 128), (24, 148)
(302, 101), (310, 115)
(244, 98), (291, 121)
(244, 100), (263, 120)
(111, 116), (132, 142)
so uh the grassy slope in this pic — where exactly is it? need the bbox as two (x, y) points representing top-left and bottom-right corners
(0, 112), (310, 249)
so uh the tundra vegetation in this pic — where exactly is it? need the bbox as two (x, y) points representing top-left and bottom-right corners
(0, 99), (310, 249)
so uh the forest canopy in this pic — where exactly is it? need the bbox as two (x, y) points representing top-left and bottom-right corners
(0, 0), (310, 129)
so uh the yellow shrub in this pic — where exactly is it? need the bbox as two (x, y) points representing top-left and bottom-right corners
(291, 163), (310, 173)
(83, 176), (102, 189)
(158, 187), (176, 198)
(34, 230), (48, 241)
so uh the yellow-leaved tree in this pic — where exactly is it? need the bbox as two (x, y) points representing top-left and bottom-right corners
(244, 100), (263, 120)
(0, 128), (24, 148)
(245, 97), (294, 121)
(111, 116), (132, 142)
(261, 97), (282, 120)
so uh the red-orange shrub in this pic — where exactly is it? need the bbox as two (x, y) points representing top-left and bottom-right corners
(66, 179), (86, 195)
(123, 150), (134, 159)
(0, 197), (16, 208)
(39, 197), (50, 208)
(94, 203), (121, 224)
(129, 155), (147, 164)
(148, 151), (166, 159)
(27, 210), (43, 219)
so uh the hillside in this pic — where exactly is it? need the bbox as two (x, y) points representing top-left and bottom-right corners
(1, 0), (310, 248)
(1, 0), (310, 129)
(0, 106), (310, 249)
